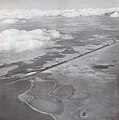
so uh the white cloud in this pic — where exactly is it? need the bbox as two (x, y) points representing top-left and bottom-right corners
(110, 12), (119, 18)
(0, 29), (61, 52)
(0, 8), (119, 19)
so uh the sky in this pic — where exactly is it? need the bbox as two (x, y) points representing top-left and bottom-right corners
(0, 0), (119, 10)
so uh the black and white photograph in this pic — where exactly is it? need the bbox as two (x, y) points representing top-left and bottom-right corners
(0, 0), (119, 120)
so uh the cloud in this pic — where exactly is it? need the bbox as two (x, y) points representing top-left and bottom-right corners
(0, 8), (119, 19)
(1, 18), (19, 24)
(0, 29), (61, 52)
(110, 12), (119, 17)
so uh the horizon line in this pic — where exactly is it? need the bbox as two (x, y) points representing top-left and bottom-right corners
(0, 7), (119, 10)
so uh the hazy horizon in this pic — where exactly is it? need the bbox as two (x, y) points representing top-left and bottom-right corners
(0, 0), (119, 10)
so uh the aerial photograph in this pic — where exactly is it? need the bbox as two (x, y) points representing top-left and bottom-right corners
(0, 0), (119, 120)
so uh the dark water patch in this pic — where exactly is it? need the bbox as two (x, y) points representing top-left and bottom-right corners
(93, 64), (114, 69)
(5, 51), (66, 77)
(45, 46), (65, 50)
(46, 52), (65, 58)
